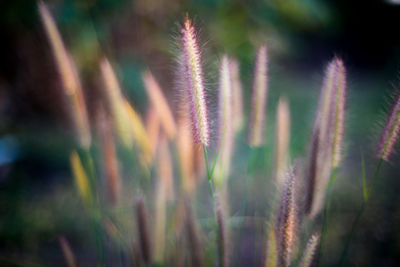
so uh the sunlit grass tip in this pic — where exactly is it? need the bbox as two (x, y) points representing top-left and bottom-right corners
(215, 55), (234, 186)
(249, 44), (268, 147)
(275, 97), (291, 186)
(39, 2), (91, 149)
(100, 58), (133, 148)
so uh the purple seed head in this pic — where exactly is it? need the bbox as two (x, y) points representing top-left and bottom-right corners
(277, 168), (298, 267)
(229, 58), (244, 132)
(249, 45), (268, 147)
(180, 16), (209, 146)
(377, 91), (400, 161)
(298, 234), (320, 267)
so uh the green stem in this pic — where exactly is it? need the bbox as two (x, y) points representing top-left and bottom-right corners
(338, 159), (383, 266)
(203, 145), (223, 267)
(317, 167), (338, 266)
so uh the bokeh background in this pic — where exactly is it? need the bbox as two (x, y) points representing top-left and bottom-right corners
(1, 0), (400, 266)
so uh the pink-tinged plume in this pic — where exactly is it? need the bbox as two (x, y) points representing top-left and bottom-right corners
(305, 58), (347, 217)
(180, 16), (209, 146)
(377, 91), (400, 161)
(249, 45), (268, 147)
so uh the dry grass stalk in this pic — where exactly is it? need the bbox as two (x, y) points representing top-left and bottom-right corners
(58, 236), (77, 267)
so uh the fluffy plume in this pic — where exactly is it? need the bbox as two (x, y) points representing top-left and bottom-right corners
(277, 169), (298, 267)
(230, 58), (244, 132)
(124, 100), (153, 166)
(100, 58), (133, 148)
(180, 16), (209, 146)
(39, 2), (91, 149)
(70, 151), (91, 205)
(265, 224), (278, 267)
(58, 236), (77, 267)
(275, 97), (291, 186)
(377, 91), (400, 161)
(143, 71), (177, 139)
(215, 56), (234, 187)
(249, 45), (268, 147)
(136, 197), (153, 264)
(305, 58), (346, 217)
(298, 234), (320, 267)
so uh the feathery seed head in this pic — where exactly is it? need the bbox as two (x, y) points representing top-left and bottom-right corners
(377, 91), (400, 161)
(249, 45), (268, 147)
(277, 168), (298, 267)
(298, 234), (320, 267)
(180, 16), (209, 146)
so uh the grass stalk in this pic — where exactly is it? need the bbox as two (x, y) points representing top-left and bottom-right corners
(317, 167), (338, 266)
(202, 145), (223, 267)
(338, 159), (383, 266)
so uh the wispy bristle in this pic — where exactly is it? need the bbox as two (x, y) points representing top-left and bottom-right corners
(58, 236), (77, 267)
(275, 97), (291, 186)
(215, 56), (234, 187)
(180, 16), (209, 146)
(69, 151), (91, 206)
(100, 58), (133, 148)
(229, 58), (244, 132)
(377, 91), (400, 161)
(298, 234), (320, 267)
(265, 224), (278, 267)
(136, 197), (153, 264)
(249, 45), (268, 147)
(39, 2), (91, 149)
(277, 169), (298, 267)
(143, 71), (177, 139)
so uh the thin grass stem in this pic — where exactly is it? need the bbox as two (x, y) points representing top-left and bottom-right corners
(338, 159), (383, 266)
(317, 167), (338, 266)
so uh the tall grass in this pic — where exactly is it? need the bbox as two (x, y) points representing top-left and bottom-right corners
(37, 2), (400, 266)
